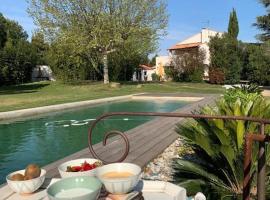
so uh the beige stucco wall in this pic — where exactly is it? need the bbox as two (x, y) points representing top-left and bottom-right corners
(178, 33), (201, 44)
(156, 56), (172, 79)
(179, 28), (223, 45)
(155, 29), (223, 80)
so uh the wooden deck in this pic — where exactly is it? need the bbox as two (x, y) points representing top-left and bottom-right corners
(0, 95), (217, 199)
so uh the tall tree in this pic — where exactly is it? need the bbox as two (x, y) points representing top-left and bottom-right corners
(228, 8), (239, 39)
(0, 13), (7, 49)
(245, 43), (270, 85)
(31, 31), (49, 65)
(28, 0), (168, 84)
(209, 9), (242, 84)
(0, 15), (37, 85)
(255, 0), (270, 41)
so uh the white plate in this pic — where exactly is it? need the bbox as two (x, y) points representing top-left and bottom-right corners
(134, 180), (186, 200)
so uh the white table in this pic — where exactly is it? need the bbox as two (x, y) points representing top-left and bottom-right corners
(0, 179), (187, 200)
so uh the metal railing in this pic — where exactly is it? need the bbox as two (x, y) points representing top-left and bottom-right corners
(87, 112), (270, 200)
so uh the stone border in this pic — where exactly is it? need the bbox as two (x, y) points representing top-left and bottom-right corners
(0, 94), (141, 121)
(0, 93), (208, 122)
(132, 96), (203, 101)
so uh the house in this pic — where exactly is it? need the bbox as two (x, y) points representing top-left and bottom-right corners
(132, 64), (156, 81)
(156, 28), (223, 79)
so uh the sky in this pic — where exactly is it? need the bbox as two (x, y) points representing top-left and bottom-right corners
(0, 0), (266, 55)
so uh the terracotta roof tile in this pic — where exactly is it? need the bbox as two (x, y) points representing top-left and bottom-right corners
(168, 42), (202, 50)
(139, 64), (155, 70)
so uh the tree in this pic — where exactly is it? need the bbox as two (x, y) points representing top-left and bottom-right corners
(31, 31), (49, 65)
(168, 48), (205, 82)
(0, 15), (37, 85)
(255, 0), (270, 41)
(150, 54), (158, 66)
(109, 46), (149, 81)
(28, 0), (168, 83)
(209, 9), (242, 84)
(228, 8), (239, 39)
(244, 43), (270, 85)
(0, 13), (7, 49)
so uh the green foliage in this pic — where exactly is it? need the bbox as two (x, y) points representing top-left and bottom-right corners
(46, 40), (101, 82)
(255, 0), (270, 41)
(109, 51), (148, 82)
(228, 8), (239, 39)
(174, 87), (270, 199)
(150, 54), (158, 66)
(231, 84), (262, 94)
(0, 40), (37, 84)
(209, 35), (242, 84)
(0, 13), (7, 49)
(243, 43), (270, 85)
(209, 68), (225, 84)
(31, 31), (49, 65)
(151, 73), (160, 81)
(209, 9), (242, 84)
(28, 0), (168, 83)
(0, 15), (38, 85)
(164, 66), (177, 81)
(169, 49), (205, 82)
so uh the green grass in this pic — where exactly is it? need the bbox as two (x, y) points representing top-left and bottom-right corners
(0, 81), (224, 112)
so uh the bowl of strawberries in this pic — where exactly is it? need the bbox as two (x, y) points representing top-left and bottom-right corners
(58, 158), (102, 178)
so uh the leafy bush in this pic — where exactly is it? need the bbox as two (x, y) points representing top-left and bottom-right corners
(174, 86), (270, 199)
(209, 34), (242, 84)
(151, 73), (160, 81)
(169, 49), (205, 82)
(0, 14), (38, 85)
(244, 44), (270, 85)
(209, 68), (225, 84)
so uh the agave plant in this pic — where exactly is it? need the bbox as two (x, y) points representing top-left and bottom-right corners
(174, 87), (270, 199)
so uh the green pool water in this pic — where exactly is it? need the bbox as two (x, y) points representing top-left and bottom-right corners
(0, 100), (187, 184)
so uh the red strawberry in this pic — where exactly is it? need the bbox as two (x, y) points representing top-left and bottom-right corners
(81, 161), (92, 171)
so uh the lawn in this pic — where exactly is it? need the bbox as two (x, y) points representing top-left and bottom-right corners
(0, 81), (224, 112)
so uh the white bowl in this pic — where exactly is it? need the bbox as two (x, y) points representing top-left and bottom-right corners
(97, 163), (141, 194)
(58, 158), (101, 178)
(6, 169), (46, 194)
(47, 176), (102, 200)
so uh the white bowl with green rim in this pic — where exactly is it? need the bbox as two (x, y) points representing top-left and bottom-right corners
(47, 176), (102, 200)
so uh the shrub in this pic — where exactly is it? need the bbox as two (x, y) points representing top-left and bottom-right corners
(209, 68), (225, 84)
(169, 49), (205, 82)
(151, 73), (160, 81)
(244, 44), (270, 85)
(173, 86), (270, 199)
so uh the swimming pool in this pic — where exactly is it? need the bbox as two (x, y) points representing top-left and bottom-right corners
(0, 100), (188, 184)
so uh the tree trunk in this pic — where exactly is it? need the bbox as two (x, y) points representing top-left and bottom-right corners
(103, 53), (109, 84)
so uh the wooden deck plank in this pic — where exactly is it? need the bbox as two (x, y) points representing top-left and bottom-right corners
(131, 130), (178, 167)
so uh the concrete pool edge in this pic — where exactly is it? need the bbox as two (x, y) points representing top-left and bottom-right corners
(0, 93), (209, 121)
(0, 94), (141, 121)
(132, 96), (203, 101)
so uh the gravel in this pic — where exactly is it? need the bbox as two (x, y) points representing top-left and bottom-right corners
(141, 138), (182, 182)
